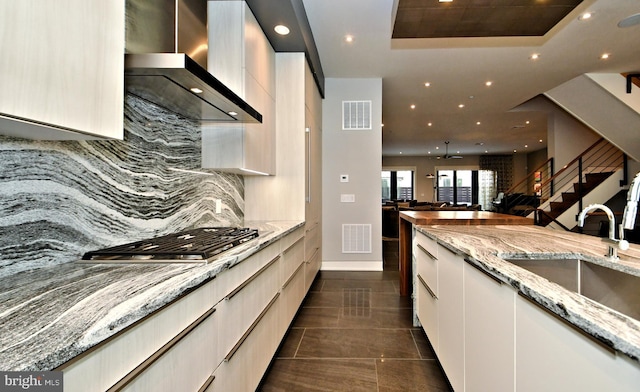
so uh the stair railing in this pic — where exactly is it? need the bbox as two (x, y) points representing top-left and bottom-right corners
(501, 138), (625, 216)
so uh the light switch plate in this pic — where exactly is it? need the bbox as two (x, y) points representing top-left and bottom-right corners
(340, 194), (355, 202)
(340, 174), (349, 183)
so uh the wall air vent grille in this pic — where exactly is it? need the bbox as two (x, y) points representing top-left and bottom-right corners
(342, 101), (372, 130)
(342, 224), (372, 253)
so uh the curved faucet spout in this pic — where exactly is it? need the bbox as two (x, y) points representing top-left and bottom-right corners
(578, 203), (629, 261)
(578, 203), (615, 240)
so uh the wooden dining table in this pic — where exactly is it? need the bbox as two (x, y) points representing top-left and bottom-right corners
(398, 210), (534, 296)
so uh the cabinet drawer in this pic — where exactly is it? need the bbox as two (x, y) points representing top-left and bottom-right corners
(119, 308), (218, 392)
(281, 235), (305, 287)
(213, 240), (280, 306)
(216, 253), (280, 364)
(415, 230), (438, 260)
(416, 274), (439, 352)
(415, 240), (438, 295)
(211, 293), (281, 392)
(304, 246), (321, 291)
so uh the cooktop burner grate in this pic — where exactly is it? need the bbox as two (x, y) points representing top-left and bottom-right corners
(81, 227), (259, 262)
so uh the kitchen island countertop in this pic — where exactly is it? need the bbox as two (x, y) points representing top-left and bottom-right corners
(0, 220), (304, 371)
(415, 224), (640, 362)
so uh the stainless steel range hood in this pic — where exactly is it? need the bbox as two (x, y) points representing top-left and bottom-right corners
(125, 0), (262, 123)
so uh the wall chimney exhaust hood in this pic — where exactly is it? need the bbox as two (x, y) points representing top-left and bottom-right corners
(125, 0), (262, 123)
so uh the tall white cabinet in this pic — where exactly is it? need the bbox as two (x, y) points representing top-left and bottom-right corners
(244, 51), (323, 285)
(0, 0), (124, 140)
(202, 1), (276, 175)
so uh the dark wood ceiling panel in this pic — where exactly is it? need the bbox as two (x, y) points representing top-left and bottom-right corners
(392, 0), (583, 38)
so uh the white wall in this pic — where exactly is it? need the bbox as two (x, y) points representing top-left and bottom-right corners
(516, 96), (600, 169)
(322, 78), (382, 271)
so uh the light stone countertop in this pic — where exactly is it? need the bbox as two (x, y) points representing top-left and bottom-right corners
(414, 224), (640, 362)
(0, 221), (304, 371)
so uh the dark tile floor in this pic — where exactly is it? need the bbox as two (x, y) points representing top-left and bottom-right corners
(259, 240), (452, 392)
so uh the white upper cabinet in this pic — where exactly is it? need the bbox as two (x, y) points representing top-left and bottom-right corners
(0, 0), (124, 140)
(201, 1), (276, 175)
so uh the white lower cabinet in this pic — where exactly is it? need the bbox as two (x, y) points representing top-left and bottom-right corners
(464, 261), (515, 392)
(436, 246), (465, 392)
(416, 274), (438, 352)
(413, 228), (640, 392)
(215, 252), (281, 365)
(62, 229), (315, 392)
(209, 292), (281, 392)
(120, 308), (218, 392)
(414, 230), (439, 352)
(515, 295), (640, 392)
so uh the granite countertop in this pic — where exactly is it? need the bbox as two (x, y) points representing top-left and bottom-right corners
(0, 220), (304, 371)
(415, 224), (640, 362)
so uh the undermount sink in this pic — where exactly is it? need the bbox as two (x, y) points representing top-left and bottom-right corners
(502, 255), (640, 321)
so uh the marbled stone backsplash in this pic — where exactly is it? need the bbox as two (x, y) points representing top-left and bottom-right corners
(0, 95), (244, 278)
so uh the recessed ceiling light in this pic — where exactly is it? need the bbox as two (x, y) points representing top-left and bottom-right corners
(526, 120), (530, 124)
(436, 146), (439, 150)
(190, 87), (203, 94)
(428, 122), (432, 126)
(424, 82), (431, 87)
(485, 81), (493, 86)
(439, 0), (453, 2)
(410, 104), (416, 109)
(228, 111), (238, 116)
(476, 121), (481, 125)
(525, 145), (529, 148)
(485, 150), (488, 153)
(399, 152), (403, 154)
(578, 12), (593, 21)
(345, 35), (354, 43)
(530, 53), (540, 60)
(458, 104), (465, 108)
(274, 25), (290, 35)
(600, 53), (611, 60)
(539, 139), (543, 143)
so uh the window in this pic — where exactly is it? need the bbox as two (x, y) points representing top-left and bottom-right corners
(437, 170), (473, 205)
(382, 170), (414, 201)
(437, 169), (493, 208)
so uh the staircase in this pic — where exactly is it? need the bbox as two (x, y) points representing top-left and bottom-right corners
(502, 137), (626, 228)
(538, 172), (614, 226)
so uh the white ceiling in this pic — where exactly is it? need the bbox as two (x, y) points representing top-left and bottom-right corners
(300, 0), (640, 157)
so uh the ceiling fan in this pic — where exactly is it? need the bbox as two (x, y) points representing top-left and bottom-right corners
(444, 141), (463, 159)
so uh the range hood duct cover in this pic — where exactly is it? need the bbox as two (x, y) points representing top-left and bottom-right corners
(125, 0), (262, 123)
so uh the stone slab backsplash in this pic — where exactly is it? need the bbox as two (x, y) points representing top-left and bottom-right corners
(0, 95), (244, 277)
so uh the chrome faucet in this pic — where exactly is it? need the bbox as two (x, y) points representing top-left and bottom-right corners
(578, 203), (629, 261)
(622, 171), (640, 230)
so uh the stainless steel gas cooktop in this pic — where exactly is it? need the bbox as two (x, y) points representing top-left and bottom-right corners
(80, 227), (259, 263)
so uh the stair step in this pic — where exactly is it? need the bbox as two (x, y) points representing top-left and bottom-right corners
(562, 192), (580, 203)
(550, 201), (573, 212)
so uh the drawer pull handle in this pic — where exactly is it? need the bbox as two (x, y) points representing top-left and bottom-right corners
(282, 262), (305, 289)
(416, 243), (437, 260)
(225, 256), (280, 300)
(224, 292), (280, 362)
(417, 274), (438, 300)
(198, 375), (215, 392)
(306, 247), (319, 264)
(283, 236), (304, 254)
(464, 258), (503, 285)
(107, 307), (217, 391)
